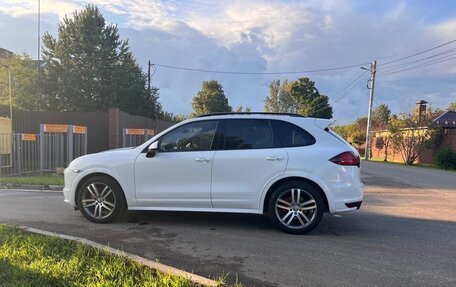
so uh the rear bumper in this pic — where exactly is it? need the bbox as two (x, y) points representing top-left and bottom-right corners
(345, 200), (362, 209)
(329, 182), (364, 214)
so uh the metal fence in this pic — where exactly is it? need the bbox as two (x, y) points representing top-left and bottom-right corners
(0, 124), (88, 176)
(1, 133), (39, 176)
(122, 128), (155, 147)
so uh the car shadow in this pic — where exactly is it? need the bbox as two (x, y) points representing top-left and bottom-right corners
(124, 210), (275, 231)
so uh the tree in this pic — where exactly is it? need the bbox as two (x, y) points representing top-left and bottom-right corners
(160, 111), (188, 123)
(236, 106), (251, 112)
(191, 80), (232, 116)
(331, 117), (367, 147)
(372, 104), (391, 129)
(41, 5), (161, 116)
(388, 113), (435, 165)
(264, 78), (332, 118)
(289, 77), (332, 119)
(374, 134), (392, 161)
(264, 79), (295, 113)
(449, 101), (456, 111)
(0, 54), (39, 111)
(332, 125), (351, 141)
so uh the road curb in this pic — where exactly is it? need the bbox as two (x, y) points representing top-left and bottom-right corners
(0, 184), (63, 191)
(18, 225), (218, 287)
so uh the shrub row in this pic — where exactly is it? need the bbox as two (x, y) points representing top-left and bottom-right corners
(435, 149), (456, 170)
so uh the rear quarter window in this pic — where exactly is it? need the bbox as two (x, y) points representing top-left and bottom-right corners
(270, 120), (316, 147)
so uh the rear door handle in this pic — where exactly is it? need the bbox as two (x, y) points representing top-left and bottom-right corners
(195, 158), (210, 162)
(266, 156), (282, 161)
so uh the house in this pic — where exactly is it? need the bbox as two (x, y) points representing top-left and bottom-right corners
(371, 101), (456, 164)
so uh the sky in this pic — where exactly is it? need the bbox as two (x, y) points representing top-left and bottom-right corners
(0, 0), (455, 123)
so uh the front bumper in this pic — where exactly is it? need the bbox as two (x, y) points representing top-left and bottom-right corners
(63, 168), (79, 207)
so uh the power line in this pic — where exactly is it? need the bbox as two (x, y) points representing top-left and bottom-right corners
(378, 39), (456, 66)
(378, 53), (456, 78)
(328, 71), (370, 103)
(307, 71), (370, 113)
(150, 39), (456, 76)
(311, 80), (367, 116)
(378, 47), (456, 73)
(151, 62), (371, 75)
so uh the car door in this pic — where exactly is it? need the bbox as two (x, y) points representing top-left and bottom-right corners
(211, 119), (288, 210)
(134, 120), (219, 208)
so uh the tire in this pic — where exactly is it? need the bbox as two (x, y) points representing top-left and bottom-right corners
(77, 175), (126, 223)
(268, 181), (324, 234)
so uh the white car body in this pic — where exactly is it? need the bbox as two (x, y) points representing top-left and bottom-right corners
(64, 114), (363, 217)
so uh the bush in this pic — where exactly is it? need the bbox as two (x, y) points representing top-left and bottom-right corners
(435, 149), (456, 170)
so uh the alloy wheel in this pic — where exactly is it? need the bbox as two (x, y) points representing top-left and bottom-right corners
(274, 188), (317, 229)
(81, 182), (116, 220)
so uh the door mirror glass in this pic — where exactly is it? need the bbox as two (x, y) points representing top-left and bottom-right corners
(146, 141), (159, 158)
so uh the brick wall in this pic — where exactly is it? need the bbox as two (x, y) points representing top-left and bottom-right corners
(371, 128), (456, 164)
(108, 108), (120, 149)
(12, 108), (173, 153)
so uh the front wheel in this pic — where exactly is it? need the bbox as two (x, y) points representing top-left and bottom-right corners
(77, 175), (126, 223)
(268, 181), (324, 234)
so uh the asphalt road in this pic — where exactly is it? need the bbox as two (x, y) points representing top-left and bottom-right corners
(1, 161), (455, 286)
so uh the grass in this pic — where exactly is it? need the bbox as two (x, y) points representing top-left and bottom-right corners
(363, 158), (456, 172)
(0, 225), (198, 287)
(0, 174), (64, 186)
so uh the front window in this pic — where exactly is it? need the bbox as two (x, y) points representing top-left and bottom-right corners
(159, 121), (218, 152)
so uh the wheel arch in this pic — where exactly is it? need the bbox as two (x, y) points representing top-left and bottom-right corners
(74, 172), (128, 209)
(262, 176), (330, 213)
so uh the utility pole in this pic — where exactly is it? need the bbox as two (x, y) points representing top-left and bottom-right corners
(364, 60), (377, 161)
(37, 0), (41, 110)
(147, 61), (158, 133)
(147, 60), (151, 93)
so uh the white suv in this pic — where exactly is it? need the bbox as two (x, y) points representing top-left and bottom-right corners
(64, 113), (363, 234)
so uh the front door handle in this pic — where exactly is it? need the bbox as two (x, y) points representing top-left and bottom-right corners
(266, 156), (283, 161)
(195, 158), (210, 162)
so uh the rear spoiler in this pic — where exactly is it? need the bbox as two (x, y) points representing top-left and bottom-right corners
(313, 118), (336, 130)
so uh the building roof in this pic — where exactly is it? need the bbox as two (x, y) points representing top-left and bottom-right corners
(0, 48), (13, 59)
(432, 110), (456, 128)
(416, 100), (428, 105)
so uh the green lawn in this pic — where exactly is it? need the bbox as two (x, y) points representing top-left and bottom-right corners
(364, 158), (456, 172)
(0, 174), (64, 186)
(0, 225), (197, 287)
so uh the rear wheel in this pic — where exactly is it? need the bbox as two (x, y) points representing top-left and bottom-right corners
(77, 175), (126, 223)
(268, 181), (324, 234)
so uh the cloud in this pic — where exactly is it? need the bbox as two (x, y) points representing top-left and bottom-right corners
(0, 0), (455, 123)
(0, 0), (82, 18)
(432, 19), (456, 40)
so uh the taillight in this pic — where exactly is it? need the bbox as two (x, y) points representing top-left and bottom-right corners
(329, 151), (360, 167)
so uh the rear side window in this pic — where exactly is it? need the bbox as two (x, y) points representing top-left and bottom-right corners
(271, 120), (315, 147)
(220, 119), (273, 150)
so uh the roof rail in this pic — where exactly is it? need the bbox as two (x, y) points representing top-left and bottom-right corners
(197, 112), (307, 118)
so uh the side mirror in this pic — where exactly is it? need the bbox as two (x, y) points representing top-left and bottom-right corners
(146, 141), (159, 158)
